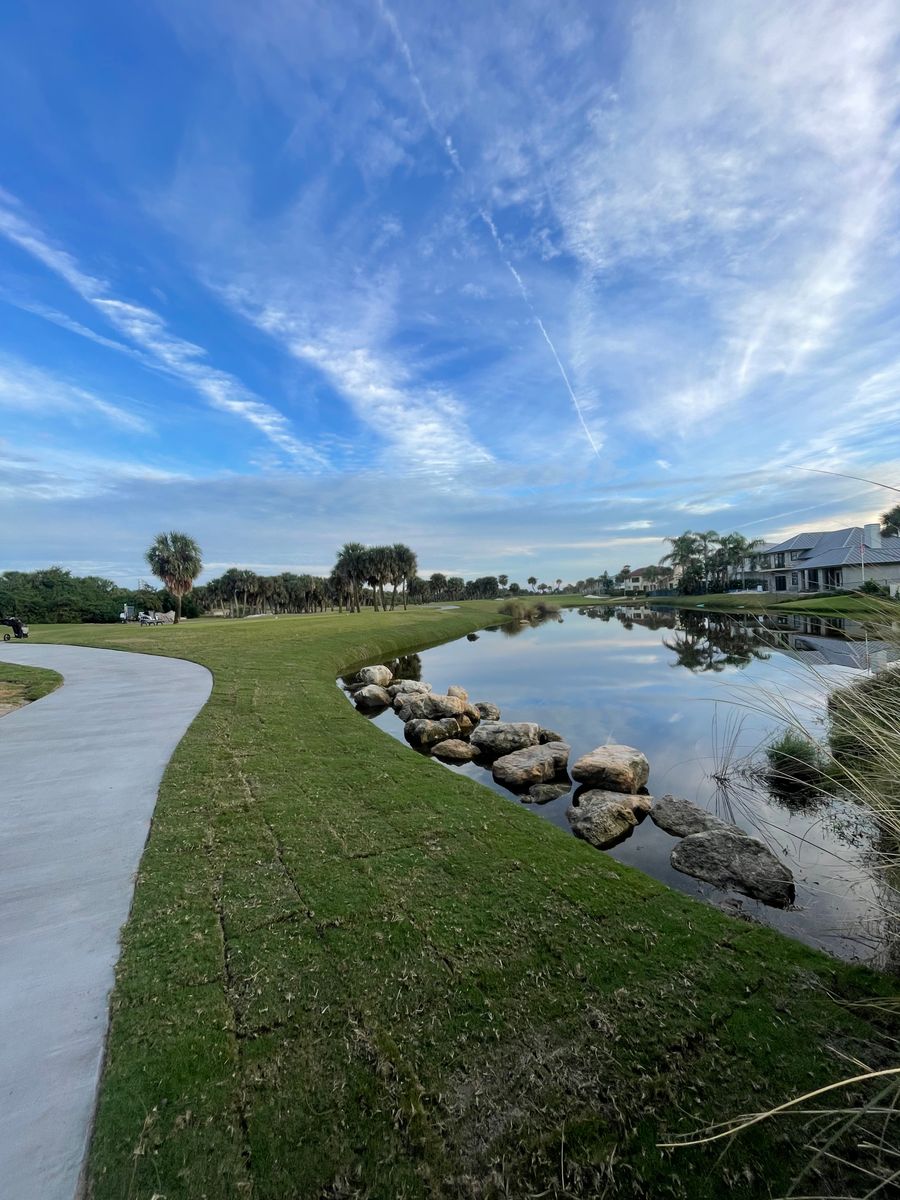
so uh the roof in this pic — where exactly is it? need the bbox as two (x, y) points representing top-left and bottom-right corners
(627, 565), (672, 576)
(758, 527), (900, 570)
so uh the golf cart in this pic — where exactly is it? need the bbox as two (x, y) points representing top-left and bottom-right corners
(2, 617), (29, 642)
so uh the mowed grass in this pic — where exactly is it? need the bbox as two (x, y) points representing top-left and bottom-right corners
(0, 660), (62, 710)
(638, 591), (891, 618)
(26, 604), (897, 1199)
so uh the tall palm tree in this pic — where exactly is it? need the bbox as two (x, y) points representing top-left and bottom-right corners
(145, 531), (203, 624)
(661, 532), (701, 583)
(335, 543), (367, 612)
(398, 545), (418, 608)
(527, 576), (537, 592)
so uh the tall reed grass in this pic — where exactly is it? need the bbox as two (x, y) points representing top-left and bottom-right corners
(668, 596), (900, 1196)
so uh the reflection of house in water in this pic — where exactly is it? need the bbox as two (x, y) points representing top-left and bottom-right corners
(613, 606), (677, 630)
(612, 605), (900, 676)
(753, 613), (899, 673)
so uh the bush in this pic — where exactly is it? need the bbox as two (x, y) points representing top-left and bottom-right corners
(766, 729), (829, 796)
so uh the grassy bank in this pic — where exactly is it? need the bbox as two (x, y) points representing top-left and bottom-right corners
(0, 660), (62, 711)
(633, 592), (890, 619)
(25, 605), (897, 1198)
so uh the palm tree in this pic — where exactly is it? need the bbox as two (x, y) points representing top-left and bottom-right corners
(881, 505), (900, 538)
(661, 532), (702, 592)
(498, 574), (509, 591)
(145, 531), (202, 624)
(527, 576), (537, 592)
(555, 578), (562, 592)
(395, 544), (418, 608)
(335, 543), (367, 612)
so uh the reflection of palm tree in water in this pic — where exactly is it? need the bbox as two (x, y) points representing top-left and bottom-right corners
(662, 613), (771, 674)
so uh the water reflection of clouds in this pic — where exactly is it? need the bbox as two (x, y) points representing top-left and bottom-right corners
(362, 609), (891, 966)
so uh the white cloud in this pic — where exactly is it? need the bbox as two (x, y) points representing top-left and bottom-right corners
(0, 355), (150, 434)
(0, 196), (323, 466)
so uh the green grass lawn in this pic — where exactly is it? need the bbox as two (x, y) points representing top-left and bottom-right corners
(25, 605), (897, 1199)
(0, 660), (62, 710)
(634, 592), (891, 619)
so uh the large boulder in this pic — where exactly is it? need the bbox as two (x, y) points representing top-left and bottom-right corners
(671, 829), (795, 907)
(491, 742), (570, 791)
(474, 702), (501, 721)
(354, 684), (392, 708)
(524, 782), (571, 804)
(447, 685), (469, 701)
(433, 738), (481, 763)
(387, 680), (432, 699)
(571, 745), (650, 793)
(396, 693), (468, 722)
(470, 721), (541, 757)
(650, 794), (729, 837)
(567, 791), (652, 850)
(358, 664), (393, 688)
(404, 717), (461, 750)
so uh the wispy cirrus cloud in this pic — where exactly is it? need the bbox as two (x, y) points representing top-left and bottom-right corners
(0, 194), (324, 466)
(0, 354), (150, 434)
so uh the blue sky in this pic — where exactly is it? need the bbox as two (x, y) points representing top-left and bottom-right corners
(2, 0), (900, 585)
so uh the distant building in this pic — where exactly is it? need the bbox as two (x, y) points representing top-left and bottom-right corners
(620, 565), (675, 593)
(753, 525), (900, 596)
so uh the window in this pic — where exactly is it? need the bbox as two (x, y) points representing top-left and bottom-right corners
(790, 551), (802, 561)
(790, 572), (799, 587)
(774, 553), (785, 568)
(775, 575), (787, 591)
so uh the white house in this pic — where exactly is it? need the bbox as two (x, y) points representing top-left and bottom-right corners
(619, 566), (675, 593)
(753, 525), (900, 596)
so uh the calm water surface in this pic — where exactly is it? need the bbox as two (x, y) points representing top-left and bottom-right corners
(348, 606), (899, 967)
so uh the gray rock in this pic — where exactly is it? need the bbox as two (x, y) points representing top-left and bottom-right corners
(432, 738), (481, 762)
(567, 791), (652, 850)
(358, 664), (393, 688)
(396, 693), (468, 722)
(650, 794), (729, 837)
(670, 829), (795, 907)
(447, 685), (469, 701)
(524, 782), (572, 804)
(354, 684), (392, 708)
(571, 744), (650, 794)
(474, 702), (501, 721)
(538, 728), (565, 744)
(466, 633), (479, 641)
(403, 717), (461, 750)
(470, 721), (541, 756)
(387, 680), (432, 699)
(492, 742), (570, 790)
(455, 705), (482, 737)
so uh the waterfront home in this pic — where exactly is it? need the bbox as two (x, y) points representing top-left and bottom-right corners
(752, 525), (900, 595)
(620, 565), (676, 593)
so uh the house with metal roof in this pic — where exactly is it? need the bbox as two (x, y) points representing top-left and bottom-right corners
(753, 524), (900, 595)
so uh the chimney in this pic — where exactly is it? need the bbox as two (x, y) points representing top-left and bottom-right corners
(863, 523), (882, 550)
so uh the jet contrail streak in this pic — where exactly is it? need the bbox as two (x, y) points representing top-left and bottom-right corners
(377, 0), (602, 461)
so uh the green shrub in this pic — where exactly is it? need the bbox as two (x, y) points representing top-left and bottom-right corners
(766, 729), (829, 796)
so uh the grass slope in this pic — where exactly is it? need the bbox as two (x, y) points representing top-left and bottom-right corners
(26, 605), (895, 1199)
(638, 592), (889, 618)
(0, 660), (62, 710)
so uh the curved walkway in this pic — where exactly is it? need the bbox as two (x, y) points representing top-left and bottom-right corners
(0, 644), (212, 1200)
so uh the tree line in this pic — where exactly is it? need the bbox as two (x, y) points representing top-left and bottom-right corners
(0, 567), (199, 625)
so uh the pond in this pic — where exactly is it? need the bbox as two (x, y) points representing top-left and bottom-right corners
(346, 605), (899, 968)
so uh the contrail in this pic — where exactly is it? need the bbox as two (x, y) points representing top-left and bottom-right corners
(792, 465), (900, 495)
(376, 0), (603, 460)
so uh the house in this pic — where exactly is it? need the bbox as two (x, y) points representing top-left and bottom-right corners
(620, 565), (675, 593)
(753, 525), (900, 596)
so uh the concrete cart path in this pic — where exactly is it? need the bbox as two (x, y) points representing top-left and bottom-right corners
(0, 644), (212, 1200)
